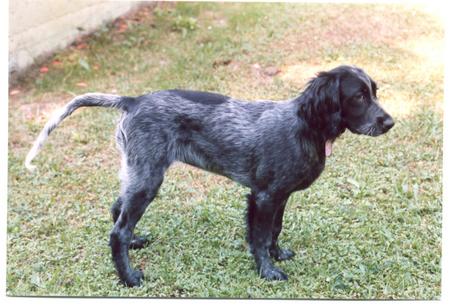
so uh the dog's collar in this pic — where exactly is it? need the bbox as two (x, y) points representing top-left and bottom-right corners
(325, 140), (333, 157)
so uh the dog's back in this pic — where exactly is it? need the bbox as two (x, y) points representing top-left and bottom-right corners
(120, 90), (295, 187)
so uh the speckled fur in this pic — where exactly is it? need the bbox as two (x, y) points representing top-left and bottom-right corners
(25, 65), (394, 286)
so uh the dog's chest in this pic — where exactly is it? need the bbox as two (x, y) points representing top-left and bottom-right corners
(274, 137), (326, 192)
(290, 158), (325, 191)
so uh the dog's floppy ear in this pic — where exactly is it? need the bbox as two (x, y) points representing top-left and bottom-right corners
(302, 71), (341, 117)
(298, 71), (343, 139)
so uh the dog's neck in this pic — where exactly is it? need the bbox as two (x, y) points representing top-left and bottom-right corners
(291, 95), (346, 143)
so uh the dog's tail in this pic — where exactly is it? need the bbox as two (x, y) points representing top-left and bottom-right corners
(25, 93), (129, 171)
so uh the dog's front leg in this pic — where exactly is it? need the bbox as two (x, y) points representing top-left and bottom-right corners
(269, 197), (295, 261)
(247, 191), (288, 281)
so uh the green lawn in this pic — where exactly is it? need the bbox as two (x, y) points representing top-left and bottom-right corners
(7, 2), (443, 298)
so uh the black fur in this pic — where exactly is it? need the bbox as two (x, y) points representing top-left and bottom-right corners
(168, 89), (230, 105)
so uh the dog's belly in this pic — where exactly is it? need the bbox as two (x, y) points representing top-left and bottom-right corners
(181, 159), (253, 188)
(175, 142), (253, 187)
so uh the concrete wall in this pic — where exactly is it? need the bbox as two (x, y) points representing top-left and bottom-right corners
(9, 0), (144, 75)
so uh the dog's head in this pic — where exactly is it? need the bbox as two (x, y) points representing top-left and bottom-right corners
(299, 65), (394, 139)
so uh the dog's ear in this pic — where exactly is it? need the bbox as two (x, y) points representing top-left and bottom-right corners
(310, 71), (341, 114)
(298, 72), (343, 138)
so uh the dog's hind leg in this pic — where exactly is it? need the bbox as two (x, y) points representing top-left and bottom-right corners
(247, 190), (288, 281)
(110, 197), (149, 250)
(109, 162), (167, 287)
(269, 197), (295, 261)
(111, 197), (122, 223)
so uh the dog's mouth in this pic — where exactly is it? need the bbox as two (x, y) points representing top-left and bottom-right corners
(348, 124), (392, 137)
(347, 124), (379, 137)
(346, 115), (395, 137)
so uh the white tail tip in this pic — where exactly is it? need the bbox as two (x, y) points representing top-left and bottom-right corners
(25, 161), (37, 172)
(25, 149), (38, 172)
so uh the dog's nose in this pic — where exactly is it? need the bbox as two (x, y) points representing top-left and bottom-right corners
(383, 117), (395, 130)
(377, 115), (395, 131)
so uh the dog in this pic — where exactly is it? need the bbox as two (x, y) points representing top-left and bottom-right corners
(25, 65), (394, 287)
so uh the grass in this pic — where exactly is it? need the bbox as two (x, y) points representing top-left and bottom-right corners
(7, 2), (443, 299)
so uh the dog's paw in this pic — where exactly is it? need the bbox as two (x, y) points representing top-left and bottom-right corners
(123, 270), (144, 287)
(259, 265), (288, 281)
(270, 247), (295, 261)
(129, 235), (149, 250)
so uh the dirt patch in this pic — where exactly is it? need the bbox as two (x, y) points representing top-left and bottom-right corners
(274, 5), (439, 60)
(276, 4), (444, 119)
(279, 61), (342, 89)
(226, 4), (445, 103)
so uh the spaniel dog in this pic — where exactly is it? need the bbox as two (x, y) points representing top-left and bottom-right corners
(26, 65), (394, 286)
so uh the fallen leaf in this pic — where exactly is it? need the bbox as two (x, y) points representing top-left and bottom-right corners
(213, 59), (232, 68)
(118, 23), (128, 33)
(10, 89), (20, 96)
(76, 82), (88, 87)
(76, 42), (88, 50)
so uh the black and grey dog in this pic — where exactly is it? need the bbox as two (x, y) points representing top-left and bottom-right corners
(25, 65), (394, 287)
